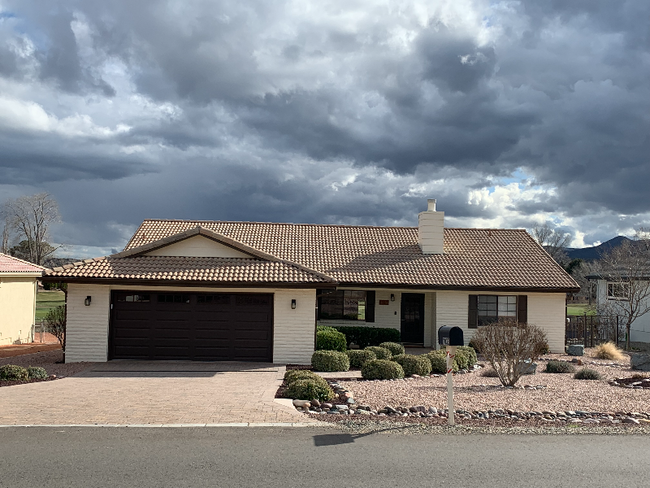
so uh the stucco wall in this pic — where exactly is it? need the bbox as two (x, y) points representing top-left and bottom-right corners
(65, 284), (316, 364)
(0, 277), (37, 345)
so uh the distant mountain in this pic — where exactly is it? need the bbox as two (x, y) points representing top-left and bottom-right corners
(43, 257), (81, 269)
(566, 236), (632, 261)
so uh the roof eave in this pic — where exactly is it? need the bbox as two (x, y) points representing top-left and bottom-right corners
(40, 276), (338, 289)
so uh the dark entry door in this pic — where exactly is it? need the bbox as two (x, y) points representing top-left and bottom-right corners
(401, 293), (425, 344)
(110, 291), (273, 361)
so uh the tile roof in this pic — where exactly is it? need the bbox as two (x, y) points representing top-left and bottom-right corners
(45, 256), (333, 284)
(106, 220), (578, 291)
(0, 253), (44, 274)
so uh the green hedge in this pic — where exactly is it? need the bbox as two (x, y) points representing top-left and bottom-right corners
(27, 366), (48, 380)
(393, 354), (432, 376)
(361, 359), (404, 380)
(365, 346), (392, 360)
(426, 350), (458, 374)
(379, 342), (405, 356)
(286, 378), (334, 401)
(0, 365), (29, 381)
(316, 328), (347, 352)
(284, 369), (319, 384)
(311, 350), (350, 372)
(329, 326), (400, 348)
(346, 349), (376, 368)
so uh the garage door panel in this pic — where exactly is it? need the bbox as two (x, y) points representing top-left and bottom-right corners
(111, 291), (273, 361)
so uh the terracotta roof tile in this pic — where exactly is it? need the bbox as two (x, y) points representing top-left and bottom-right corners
(45, 256), (332, 284)
(0, 253), (44, 273)
(112, 220), (579, 291)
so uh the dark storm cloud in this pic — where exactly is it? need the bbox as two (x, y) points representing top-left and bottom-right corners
(0, 0), (648, 253)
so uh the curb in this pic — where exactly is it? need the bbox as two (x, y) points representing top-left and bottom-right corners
(0, 422), (323, 428)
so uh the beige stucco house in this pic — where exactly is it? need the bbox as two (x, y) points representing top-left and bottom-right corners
(0, 254), (44, 345)
(43, 200), (579, 364)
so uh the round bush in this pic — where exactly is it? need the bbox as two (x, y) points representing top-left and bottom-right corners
(545, 360), (576, 374)
(27, 366), (48, 380)
(285, 378), (334, 401)
(393, 354), (432, 377)
(284, 369), (318, 384)
(426, 350), (458, 374)
(458, 346), (478, 368)
(0, 365), (29, 381)
(311, 350), (350, 372)
(346, 349), (376, 368)
(361, 359), (405, 380)
(574, 368), (602, 380)
(316, 328), (347, 352)
(454, 349), (470, 370)
(379, 342), (405, 356)
(365, 346), (392, 360)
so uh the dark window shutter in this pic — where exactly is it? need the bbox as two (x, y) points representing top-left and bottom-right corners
(468, 295), (478, 329)
(316, 289), (324, 320)
(365, 291), (376, 323)
(517, 295), (528, 324)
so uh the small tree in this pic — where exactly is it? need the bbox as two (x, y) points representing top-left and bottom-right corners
(596, 232), (650, 350)
(44, 305), (66, 352)
(471, 319), (548, 387)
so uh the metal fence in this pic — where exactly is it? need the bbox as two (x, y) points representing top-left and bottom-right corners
(565, 314), (625, 347)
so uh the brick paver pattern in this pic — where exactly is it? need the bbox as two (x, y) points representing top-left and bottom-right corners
(0, 362), (316, 425)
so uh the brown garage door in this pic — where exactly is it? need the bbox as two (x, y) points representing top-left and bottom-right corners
(110, 291), (273, 361)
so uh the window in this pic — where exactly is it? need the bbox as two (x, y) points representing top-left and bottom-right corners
(116, 294), (150, 303)
(318, 290), (375, 322)
(197, 294), (231, 305)
(157, 294), (190, 303)
(468, 295), (527, 328)
(607, 282), (629, 300)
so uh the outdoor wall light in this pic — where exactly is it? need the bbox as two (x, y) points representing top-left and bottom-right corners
(390, 294), (395, 301)
(291, 299), (297, 309)
(84, 296), (92, 306)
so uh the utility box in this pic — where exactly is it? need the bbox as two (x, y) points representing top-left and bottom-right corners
(438, 326), (464, 347)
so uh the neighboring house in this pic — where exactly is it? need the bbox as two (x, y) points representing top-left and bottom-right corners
(43, 200), (579, 364)
(590, 277), (650, 344)
(0, 254), (44, 345)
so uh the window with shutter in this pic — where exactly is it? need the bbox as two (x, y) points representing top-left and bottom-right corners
(468, 295), (528, 327)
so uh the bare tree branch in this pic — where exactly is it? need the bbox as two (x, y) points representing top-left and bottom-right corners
(531, 222), (572, 265)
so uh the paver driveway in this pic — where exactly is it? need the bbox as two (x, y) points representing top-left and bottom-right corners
(0, 361), (317, 425)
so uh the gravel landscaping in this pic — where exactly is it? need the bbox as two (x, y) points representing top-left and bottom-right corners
(0, 350), (93, 385)
(286, 350), (650, 430)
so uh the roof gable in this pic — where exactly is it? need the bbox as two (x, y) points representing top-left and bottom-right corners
(0, 253), (44, 275)
(144, 234), (253, 258)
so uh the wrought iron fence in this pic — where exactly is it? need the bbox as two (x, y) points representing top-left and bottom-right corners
(565, 314), (625, 347)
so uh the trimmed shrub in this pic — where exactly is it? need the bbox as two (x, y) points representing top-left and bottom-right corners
(316, 328), (347, 352)
(365, 346), (392, 360)
(393, 354), (432, 377)
(379, 342), (405, 356)
(593, 342), (625, 361)
(27, 366), (48, 380)
(346, 349), (376, 368)
(330, 326), (400, 348)
(426, 350), (457, 374)
(284, 369), (318, 384)
(0, 365), (29, 381)
(311, 350), (350, 372)
(361, 359), (404, 380)
(545, 360), (576, 374)
(454, 348), (470, 370)
(458, 345), (478, 368)
(574, 368), (602, 380)
(285, 378), (334, 401)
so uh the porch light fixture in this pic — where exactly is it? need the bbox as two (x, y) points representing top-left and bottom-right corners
(84, 296), (92, 306)
(390, 294), (395, 301)
(291, 299), (297, 309)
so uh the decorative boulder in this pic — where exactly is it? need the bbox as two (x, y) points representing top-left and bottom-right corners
(518, 360), (537, 375)
(631, 354), (650, 371)
(567, 344), (584, 356)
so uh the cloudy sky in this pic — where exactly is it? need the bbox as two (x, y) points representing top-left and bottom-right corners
(0, 0), (648, 258)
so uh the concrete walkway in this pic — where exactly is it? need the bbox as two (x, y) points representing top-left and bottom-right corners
(0, 361), (318, 426)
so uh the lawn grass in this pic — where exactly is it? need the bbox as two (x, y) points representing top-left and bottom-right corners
(35, 290), (65, 321)
(566, 303), (597, 316)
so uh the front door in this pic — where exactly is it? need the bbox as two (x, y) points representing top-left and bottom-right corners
(401, 293), (425, 344)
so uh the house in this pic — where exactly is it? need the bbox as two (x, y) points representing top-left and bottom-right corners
(43, 200), (579, 363)
(0, 253), (44, 345)
(590, 275), (650, 344)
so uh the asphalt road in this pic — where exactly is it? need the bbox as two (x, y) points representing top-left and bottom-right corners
(1, 426), (649, 488)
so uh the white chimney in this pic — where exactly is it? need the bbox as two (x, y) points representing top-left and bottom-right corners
(418, 198), (444, 254)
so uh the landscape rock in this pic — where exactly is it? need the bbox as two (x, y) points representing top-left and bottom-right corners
(630, 354), (650, 371)
(293, 399), (311, 408)
(567, 344), (585, 356)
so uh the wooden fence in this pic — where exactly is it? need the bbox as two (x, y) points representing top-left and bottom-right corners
(565, 314), (625, 347)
